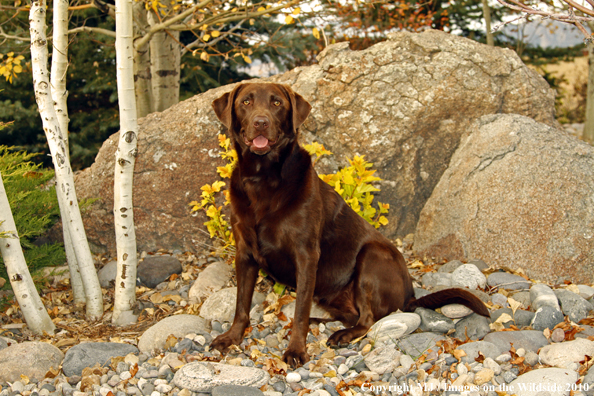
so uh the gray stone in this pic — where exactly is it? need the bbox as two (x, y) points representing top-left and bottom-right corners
(490, 308), (534, 328)
(531, 306), (564, 331)
(414, 114), (594, 284)
(367, 313), (420, 342)
(441, 304), (473, 319)
(578, 285), (594, 300)
(454, 314), (491, 341)
(138, 314), (209, 354)
(188, 261), (232, 303)
(281, 301), (331, 323)
(457, 341), (501, 364)
(483, 330), (549, 354)
(363, 345), (401, 375)
(138, 256), (182, 288)
(467, 259), (489, 272)
(450, 264), (486, 290)
(63, 342), (139, 377)
(437, 260), (464, 273)
(173, 362), (269, 392)
(0, 341), (64, 382)
(421, 272), (452, 289)
(0, 338), (7, 351)
(576, 325), (594, 339)
(509, 368), (578, 396)
(524, 351), (539, 366)
(539, 338), (594, 369)
(413, 288), (431, 299)
(74, 30), (556, 255)
(395, 332), (444, 358)
(487, 273), (531, 291)
(509, 291), (531, 309)
(415, 307), (455, 333)
(98, 260), (118, 288)
(200, 288), (265, 322)
(491, 293), (509, 308)
(211, 385), (264, 396)
(531, 284), (561, 311)
(554, 288), (594, 323)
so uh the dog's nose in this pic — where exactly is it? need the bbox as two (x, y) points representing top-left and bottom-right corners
(253, 116), (269, 131)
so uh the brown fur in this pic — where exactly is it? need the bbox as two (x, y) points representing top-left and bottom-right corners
(209, 83), (489, 367)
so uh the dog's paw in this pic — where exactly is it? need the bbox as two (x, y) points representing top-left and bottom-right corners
(327, 329), (355, 347)
(282, 348), (310, 368)
(210, 333), (238, 354)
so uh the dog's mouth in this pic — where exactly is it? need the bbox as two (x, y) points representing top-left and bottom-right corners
(244, 135), (276, 154)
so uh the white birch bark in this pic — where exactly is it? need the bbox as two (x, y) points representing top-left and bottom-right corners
(0, 173), (55, 335)
(51, 0), (86, 305)
(113, 0), (139, 325)
(29, 0), (104, 320)
(133, 2), (154, 118)
(148, 11), (180, 112)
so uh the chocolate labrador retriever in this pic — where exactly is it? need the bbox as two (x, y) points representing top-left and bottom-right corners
(209, 82), (489, 367)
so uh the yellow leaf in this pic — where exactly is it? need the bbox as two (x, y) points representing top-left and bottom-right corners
(292, 7), (300, 15)
(312, 27), (320, 39)
(13, 65), (22, 73)
(202, 34), (210, 42)
(378, 216), (388, 226)
(257, 6), (265, 11)
(211, 30), (220, 38)
(242, 54), (252, 64)
(250, 18), (255, 25)
(285, 15), (294, 24)
(212, 180), (226, 192)
(200, 51), (209, 62)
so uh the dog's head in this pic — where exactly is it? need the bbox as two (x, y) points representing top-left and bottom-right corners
(212, 83), (311, 156)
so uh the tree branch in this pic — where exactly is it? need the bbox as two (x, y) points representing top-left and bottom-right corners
(68, 26), (117, 38)
(181, 19), (245, 56)
(0, 26), (30, 42)
(135, 0), (214, 49)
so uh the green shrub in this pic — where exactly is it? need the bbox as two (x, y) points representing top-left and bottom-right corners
(0, 144), (64, 283)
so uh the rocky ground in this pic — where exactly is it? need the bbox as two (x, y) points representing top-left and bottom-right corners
(1, 236), (594, 396)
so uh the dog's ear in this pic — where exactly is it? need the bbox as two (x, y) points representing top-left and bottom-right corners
(281, 84), (311, 132)
(212, 85), (242, 129)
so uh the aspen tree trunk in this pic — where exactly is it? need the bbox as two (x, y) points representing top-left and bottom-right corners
(148, 12), (180, 112)
(29, 0), (104, 320)
(584, 23), (594, 143)
(0, 173), (55, 335)
(51, 0), (86, 304)
(482, 0), (494, 46)
(113, 0), (139, 325)
(133, 2), (154, 118)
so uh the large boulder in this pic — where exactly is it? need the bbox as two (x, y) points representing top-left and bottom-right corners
(74, 30), (556, 254)
(414, 114), (594, 283)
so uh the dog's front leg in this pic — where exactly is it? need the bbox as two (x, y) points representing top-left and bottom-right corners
(210, 252), (258, 354)
(282, 249), (319, 367)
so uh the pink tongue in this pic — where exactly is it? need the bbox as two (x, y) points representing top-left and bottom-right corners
(252, 135), (269, 148)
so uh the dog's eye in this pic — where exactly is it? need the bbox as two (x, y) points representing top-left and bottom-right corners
(273, 100), (281, 107)
(243, 100), (251, 105)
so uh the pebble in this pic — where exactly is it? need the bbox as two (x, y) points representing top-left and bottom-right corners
(531, 305), (564, 331)
(6, 255), (594, 396)
(441, 304), (473, 319)
(451, 264), (487, 289)
(487, 272), (531, 290)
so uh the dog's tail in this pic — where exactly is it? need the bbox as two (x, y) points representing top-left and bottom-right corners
(405, 288), (490, 317)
